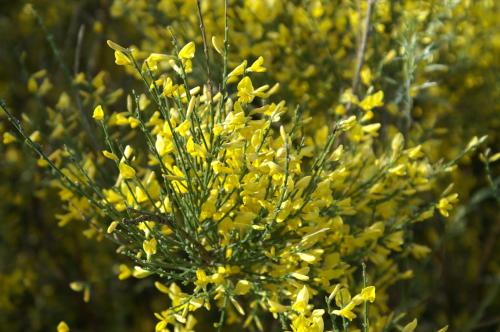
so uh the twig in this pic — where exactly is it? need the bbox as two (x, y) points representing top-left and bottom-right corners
(31, 7), (100, 151)
(74, 24), (85, 75)
(122, 214), (166, 225)
(123, 209), (214, 266)
(351, 0), (376, 98)
(362, 262), (369, 332)
(216, 294), (229, 332)
(195, 0), (214, 103)
(222, 0), (229, 94)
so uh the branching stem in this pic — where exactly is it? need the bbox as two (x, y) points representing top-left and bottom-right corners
(351, 0), (376, 98)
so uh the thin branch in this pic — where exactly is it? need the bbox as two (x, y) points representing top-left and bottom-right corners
(123, 209), (214, 266)
(222, 0), (229, 94)
(31, 7), (100, 151)
(351, 0), (376, 97)
(195, 0), (214, 103)
(74, 24), (85, 75)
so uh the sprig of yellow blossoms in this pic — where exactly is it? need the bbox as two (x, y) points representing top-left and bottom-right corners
(0, 31), (485, 331)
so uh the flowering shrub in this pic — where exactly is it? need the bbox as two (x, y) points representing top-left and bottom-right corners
(0, 0), (498, 331)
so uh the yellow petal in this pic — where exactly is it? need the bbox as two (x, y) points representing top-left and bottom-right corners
(107, 221), (119, 233)
(248, 56), (266, 73)
(359, 286), (376, 302)
(132, 266), (152, 278)
(102, 150), (119, 161)
(359, 90), (384, 111)
(119, 162), (136, 179)
(69, 282), (84, 292)
(118, 264), (132, 280)
(297, 252), (316, 263)
(93, 105), (104, 120)
(292, 286), (309, 312)
(57, 321), (70, 332)
(268, 300), (287, 313)
(107, 39), (128, 52)
(237, 76), (255, 104)
(228, 60), (247, 78)
(3, 132), (16, 144)
(114, 51), (131, 66)
(211, 36), (223, 55)
(179, 41), (195, 60)
(489, 152), (500, 163)
(234, 280), (251, 295)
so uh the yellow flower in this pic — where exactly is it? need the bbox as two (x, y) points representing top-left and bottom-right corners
(143, 237), (157, 260)
(291, 271), (310, 281)
(237, 76), (255, 104)
(391, 132), (404, 156)
(69, 282), (84, 292)
(107, 221), (119, 233)
(175, 40), (196, 70)
(340, 89), (359, 104)
(179, 41), (195, 60)
(56, 92), (71, 110)
(119, 161), (136, 179)
(291, 309), (325, 332)
(144, 53), (169, 71)
(248, 56), (266, 73)
(135, 186), (148, 203)
(211, 161), (232, 174)
(362, 123), (381, 135)
(27, 77), (37, 93)
(195, 269), (209, 290)
(69, 282), (90, 303)
(331, 301), (357, 321)
(488, 152), (500, 163)
(359, 286), (376, 302)
(132, 266), (152, 278)
(292, 285), (310, 312)
(332, 285), (376, 321)
(297, 252), (317, 263)
(268, 299), (287, 313)
(211, 36), (223, 55)
(186, 96), (196, 118)
(228, 60), (247, 78)
(437, 193), (458, 217)
(234, 280), (251, 295)
(162, 77), (175, 97)
(57, 321), (70, 332)
(175, 120), (191, 137)
(102, 150), (119, 161)
(114, 51), (131, 66)
(92, 105), (104, 120)
(358, 90), (384, 111)
(29, 130), (41, 143)
(118, 264), (132, 280)
(186, 137), (206, 159)
(3, 132), (16, 144)
(361, 67), (372, 85)
(406, 145), (424, 159)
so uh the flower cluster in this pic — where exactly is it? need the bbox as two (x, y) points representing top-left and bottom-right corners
(2, 30), (486, 330)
